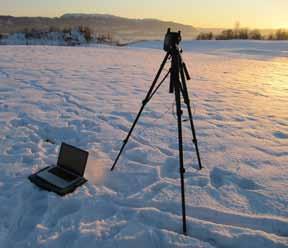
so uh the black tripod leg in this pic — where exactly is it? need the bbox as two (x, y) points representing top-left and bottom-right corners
(171, 51), (187, 235)
(111, 52), (170, 171)
(175, 81), (187, 235)
(179, 62), (203, 170)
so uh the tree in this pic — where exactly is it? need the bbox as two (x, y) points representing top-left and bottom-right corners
(275, 29), (288, 40)
(238, 28), (249, 39)
(196, 32), (213, 40)
(267, 33), (274, 40)
(49, 26), (60, 32)
(215, 29), (234, 40)
(62, 27), (72, 34)
(248, 29), (262, 40)
(79, 26), (93, 42)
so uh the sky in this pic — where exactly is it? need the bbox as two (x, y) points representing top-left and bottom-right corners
(1, 0), (288, 29)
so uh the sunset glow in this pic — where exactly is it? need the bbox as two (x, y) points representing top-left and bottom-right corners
(1, 0), (288, 29)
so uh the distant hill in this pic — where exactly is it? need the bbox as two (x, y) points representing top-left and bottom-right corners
(0, 13), (197, 42)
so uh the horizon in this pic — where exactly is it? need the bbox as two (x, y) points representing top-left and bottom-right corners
(0, 12), (287, 31)
(1, 0), (288, 29)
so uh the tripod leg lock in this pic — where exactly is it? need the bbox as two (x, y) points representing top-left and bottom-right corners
(193, 139), (198, 144)
(177, 110), (183, 116)
(180, 167), (186, 174)
(142, 98), (149, 105)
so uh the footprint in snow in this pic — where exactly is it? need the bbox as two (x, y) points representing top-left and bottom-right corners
(210, 167), (261, 190)
(46, 199), (81, 228)
(0, 71), (9, 79)
(5, 185), (48, 244)
(273, 131), (288, 139)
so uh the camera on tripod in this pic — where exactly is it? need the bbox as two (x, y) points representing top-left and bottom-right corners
(163, 28), (182, 52)
(111, 28), (202, 235)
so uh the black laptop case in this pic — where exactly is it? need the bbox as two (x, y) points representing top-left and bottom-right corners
(29, 166), (87, 196)
(28, 143), (89, 196)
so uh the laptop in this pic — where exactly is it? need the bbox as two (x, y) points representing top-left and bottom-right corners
(37, 143), (89, 189)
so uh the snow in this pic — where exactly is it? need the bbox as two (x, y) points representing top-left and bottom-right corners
(128, 40), (288, 59)
(0, 41), (287, 247)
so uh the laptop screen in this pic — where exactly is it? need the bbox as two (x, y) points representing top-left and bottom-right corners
(57, 143), (89, 176)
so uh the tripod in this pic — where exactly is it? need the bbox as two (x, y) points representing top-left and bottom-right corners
(111, 31), (202, 235)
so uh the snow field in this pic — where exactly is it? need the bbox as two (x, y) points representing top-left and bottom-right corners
(0, 43), (287, 247)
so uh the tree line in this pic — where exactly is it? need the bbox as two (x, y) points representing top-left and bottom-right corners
(23, 26), (94, 42)
(0, 26), (117, 45)
(197, 28), (288, 41)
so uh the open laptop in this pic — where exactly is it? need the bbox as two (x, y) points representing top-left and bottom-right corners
(37, 143), (89, 189)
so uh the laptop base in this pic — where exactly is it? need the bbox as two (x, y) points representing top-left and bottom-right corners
(29, 167), (87, 196)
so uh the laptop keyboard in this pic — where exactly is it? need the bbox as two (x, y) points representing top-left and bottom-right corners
(49, 167), (78, 181)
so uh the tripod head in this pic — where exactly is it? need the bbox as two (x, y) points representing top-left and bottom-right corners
(164, 28), (182, 52)
(164, 28), (191, 94)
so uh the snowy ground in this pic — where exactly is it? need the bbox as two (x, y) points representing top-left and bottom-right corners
(0, 41), (287, 248)
(129, 40), (288, 59)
